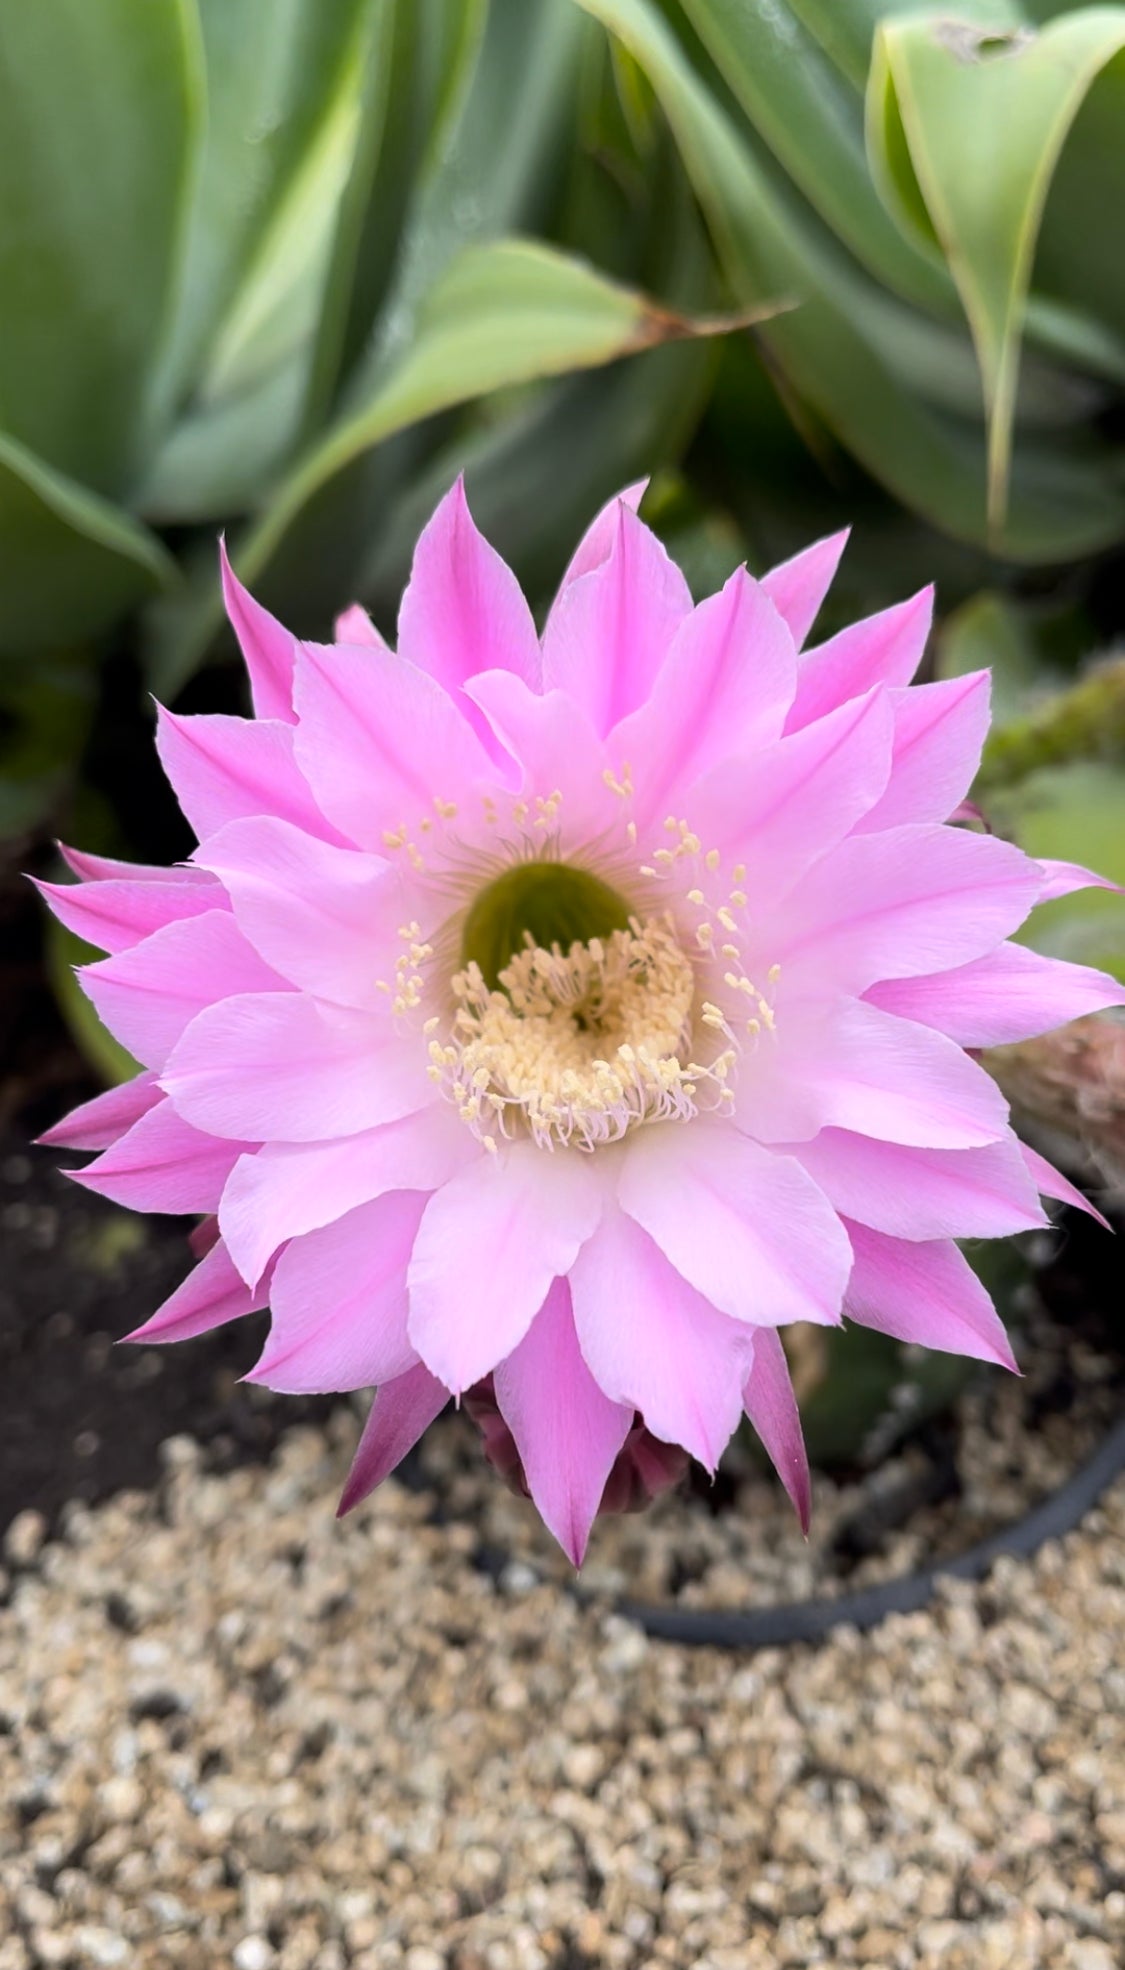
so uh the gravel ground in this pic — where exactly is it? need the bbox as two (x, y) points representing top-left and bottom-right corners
(1, 1413), (1123, 1970)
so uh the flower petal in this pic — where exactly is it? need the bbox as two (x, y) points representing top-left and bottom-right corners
(219, 1104), (474, 1289)
(196, 818), (398, 1009)
(618, 1122), (851, 1330)
(126, 1236), (269, 1344)
(760, 530), (848, 649)
(856, 672), (991, 832)
(867, 943), (1125, 1047)
(569, 1205), (753, 1469)
(38, 1072), (161, 1151)
(337, 1363), (450, 1515)
(162, 993), (429, 1142)
(464, 672), (611, 846)
(774, 823), (1041, 994)
(79, 910), (285, 1070)
(741, 1330), (810, 1532)
(541, 503), (692, 733)
(609, 568), (798, 826)
(250, 1192), (426, 1394)
(791, 1129), (1046, 1240)
(1021, 1142), (1112, 1232)
(57, 846), (215, 885)
(843, 1222), (1018, 1371)
(407, 1143), (604, 1394)
(291, 639), (492, 850)
(788, 587), (933, 730)
(738, 998), (1012, 1149)
(34, 872), (225, 956)
(554, 481), (648, 593)
(1036, 857), (1124, 902)
(334, 603), (388, 648)
(494, 1278), (633, 1566)
(396, 479), (542, 723)
(685, 686), (892, 892)
(155, 707), (340, 847)
(70, 1099), (249, 1214)
(220, 541), (297, 723)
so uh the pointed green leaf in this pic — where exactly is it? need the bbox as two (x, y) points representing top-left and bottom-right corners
(868, 9), (1125, 533)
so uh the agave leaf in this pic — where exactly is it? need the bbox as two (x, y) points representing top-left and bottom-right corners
(0, 0), (201, 495)
(868, 9), (1125, 535)
(156, 0), (384, 412)
(0, 433), (175, 655)
(300, 0), (485, 436)
(787, 0), (1019, 88)
(579, 0), (1125, 559)
(674, 0), (953, 310)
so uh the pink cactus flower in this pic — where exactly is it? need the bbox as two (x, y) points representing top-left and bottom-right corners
(38, 483), (1123, 1561)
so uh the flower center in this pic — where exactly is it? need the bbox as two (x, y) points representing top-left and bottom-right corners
(460, 860), (633, 989)
(431, 889), (735, 1152)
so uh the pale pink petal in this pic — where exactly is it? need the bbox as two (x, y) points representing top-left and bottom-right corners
(609, 568), (798, 826)
(787, 587), (933, 730)
(464, 672), (612, 846)
(57, 846), (214, 885)
(396, 479), (541, 751)
(338, 1363), (450, 1515)
(291, 639), (493, 850)
(618, 1122), (851, 1330)
(155, 707), (341, 847)
(196, 818), (398, 1009)
(126, 1237), (269, 1344)
(494, 1278), (633, 1565)
(541, 504), (692, 734)
(791, 1129), (1046, 1240)
(843, 1222), (1018, 1371)
(856, 671), (991, 832)
(1036, 857), (1124, 902)
(867, 943), (1125, 1046)
(737, 998), (1011, 1149)
(684, 687), (892, 893)
(741, 1330), (810, 1532)
(79, 911), (285, 1070)
(219, 1104), (474, 1289)
(1021, 1142), (1112, 1231)
(250, 1192), (426, 1394)
(34, 872), (225, 956)
(220, 540), (297, 723)
(554, 481), (647, 592)
(161, 993), (429, 1142)
(334, 603), (388, 648)
(407, 1143), (604, 1394)
(38, 1072), (161, 1151)
(569, 1206), (753, 1469)
(775, 823), (1042, 994)
(760, 529), (848, 649)
(70, 1099), (249, 1214)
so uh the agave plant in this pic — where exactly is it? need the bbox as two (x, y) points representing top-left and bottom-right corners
(0, 0), (742, 837)
(580, 0), (1125, 564)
